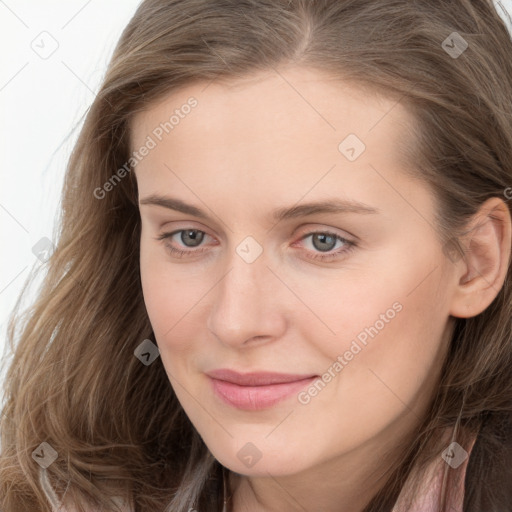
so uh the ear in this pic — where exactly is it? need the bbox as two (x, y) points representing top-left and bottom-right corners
(449, 196), (511, 319)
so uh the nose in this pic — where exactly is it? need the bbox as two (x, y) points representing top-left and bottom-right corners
(206, 245), (288, 348)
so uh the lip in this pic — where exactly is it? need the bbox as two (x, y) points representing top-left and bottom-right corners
(206, 369), (318, 410)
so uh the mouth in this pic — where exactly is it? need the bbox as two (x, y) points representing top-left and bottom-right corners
(206, 369), (318, 411)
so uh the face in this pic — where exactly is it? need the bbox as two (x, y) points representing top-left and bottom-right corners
(132, 66), (458, 479)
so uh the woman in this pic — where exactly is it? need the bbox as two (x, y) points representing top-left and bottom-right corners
(1, 1), (511, 511)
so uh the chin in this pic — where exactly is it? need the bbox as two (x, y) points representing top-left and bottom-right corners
(207, 439), (317, 478)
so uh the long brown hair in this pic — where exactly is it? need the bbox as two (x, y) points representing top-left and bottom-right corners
(1, 1), (512, 511)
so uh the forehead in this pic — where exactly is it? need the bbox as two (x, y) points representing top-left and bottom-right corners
(130, 66), (423, 216)
(130, 65), (413, 158)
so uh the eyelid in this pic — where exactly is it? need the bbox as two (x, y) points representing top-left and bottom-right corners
(155, 228), (217, 247)
(294, 224), (355, 242)
(291, 230), (355, 261)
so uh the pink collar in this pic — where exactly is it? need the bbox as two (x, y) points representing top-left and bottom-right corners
(392, 434), (477, 512)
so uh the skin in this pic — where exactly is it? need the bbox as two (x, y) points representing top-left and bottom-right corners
(132, 66), (511, 512)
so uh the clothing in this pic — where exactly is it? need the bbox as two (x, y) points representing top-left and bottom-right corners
(392, 435), (477, 512)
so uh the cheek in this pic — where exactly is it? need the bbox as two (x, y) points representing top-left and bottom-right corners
(140, 239), (168, 331)
(325, 266), (450, 427)
(140, 238), (187, 345)
(308, 245), (450, 391)
(140, 264), (199, 393)
(139, 236), (214, 364)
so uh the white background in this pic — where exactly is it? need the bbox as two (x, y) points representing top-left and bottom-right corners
(1, 0), (511, 389)
(0, 0), (142, 385)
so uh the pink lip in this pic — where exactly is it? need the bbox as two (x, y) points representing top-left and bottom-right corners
(206, 369), (318, 410)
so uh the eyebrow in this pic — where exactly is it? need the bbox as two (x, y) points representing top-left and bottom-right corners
(139, 194), (379, 223)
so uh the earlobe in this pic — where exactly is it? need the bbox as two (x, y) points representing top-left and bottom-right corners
(449, 197), (512, 319)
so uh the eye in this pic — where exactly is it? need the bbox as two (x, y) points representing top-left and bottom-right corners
(155, 229), (213, 258)
(294, 230), (356, 262)
(155, 228), (356, 261)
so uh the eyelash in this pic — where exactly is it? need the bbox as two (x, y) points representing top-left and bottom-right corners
(155, 229), (356, 262)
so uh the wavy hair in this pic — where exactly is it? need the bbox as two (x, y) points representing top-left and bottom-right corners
(1, 0), (512, 511)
